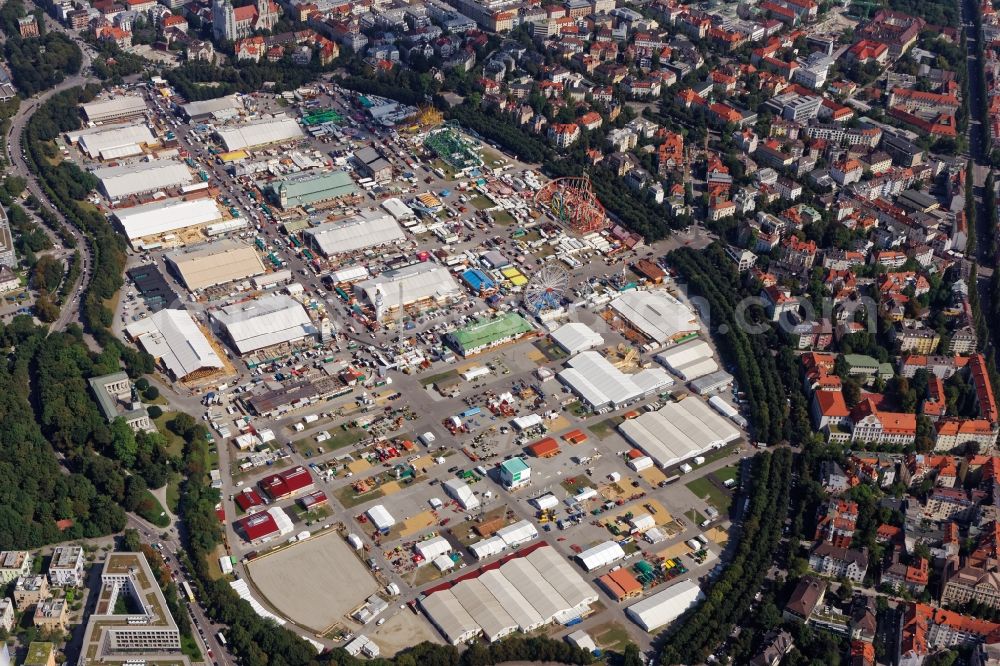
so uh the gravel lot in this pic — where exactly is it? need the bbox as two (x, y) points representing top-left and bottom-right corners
(246, 530), (379, 632)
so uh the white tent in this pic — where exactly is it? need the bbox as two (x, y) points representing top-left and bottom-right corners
(576, 541), (625, 572)
(626, 580), (704, 632)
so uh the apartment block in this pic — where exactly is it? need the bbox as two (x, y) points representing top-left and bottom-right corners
(49, 546), (85, 587)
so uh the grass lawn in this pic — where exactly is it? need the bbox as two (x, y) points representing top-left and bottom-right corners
(592, 622), (632, 652)
(684, 509), (707, 525)
(430, 158), (458, 180)
(493, 210), (515, 225)
(561, 476), (591, 495)
(419, 369), (458, 387)
(181, 634), (202, 661)
(699, 442), (742, 466)
(165, 473), (181, 513)
(206, 544), (228, 581)
(154, 412), (186, 458)
(589, 416), (624, 440)
(138, 490), (171, 528)
(533, 338), (569, 362)
(480, 147), (505, 165)
(567, 401), (589, 417)
(470, 194), (493, 210)
(296, 426), (367, 456)
(336, 483), (385, 509)
(715, 464), (739, 484)
(685, 477), (732, 513)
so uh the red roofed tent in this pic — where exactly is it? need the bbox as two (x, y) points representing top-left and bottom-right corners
(528, 437), (560, 458)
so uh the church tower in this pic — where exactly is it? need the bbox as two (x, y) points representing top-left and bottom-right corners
(254, 0), (278, 32)
(212, 0), (236, 41)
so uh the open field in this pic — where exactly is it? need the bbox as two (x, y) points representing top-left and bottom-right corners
(685, 477), (731, 513)
(245, 531), (378, 632)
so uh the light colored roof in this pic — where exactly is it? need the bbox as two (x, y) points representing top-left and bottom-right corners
(442, 478), (479, 508)
(216, 117), (304, 151)
(166, 238), (266, 291)
(305, 211), (404, 255)
(114, 198), (224, 240)
(618, 398), (740, 468)
(469, 536), (506, 560)
(673, 357), (720, 382)
(496, 519), (537, 546)
(415, 536), (452, 560)
(381, 197), (414, 220)
(551, 322), (605, 355)
(95, 160), (194, 199)
(213, 294), (314, 354)
(450, 578), (517, 641)
(78, 123), (157, 159)
(366, 504), (395, 530)
(478, 569), (543, 630)
(626, 579), (704, 631)
(125, 309), (224, 379)
(524, 546), (597, 608)
(182, 95), (242, 118)
(497, 557), (569, 623)
(420, 590), (479, 644)
(354, 263), (461, 310)
(609, 290), (700, 343)
(82, 95), (146, 121)
(576, 541), (626, 571)
(654, 339), (714, 371)
(558, 351), (674, 409)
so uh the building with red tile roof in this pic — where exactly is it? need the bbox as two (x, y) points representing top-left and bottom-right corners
(815, 499), (858, 548)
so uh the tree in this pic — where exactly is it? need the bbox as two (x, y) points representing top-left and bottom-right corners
(123, 474), (148, 512)
(120, 528), (143, 552)
(844, 380), (862, 409)
(143, 386), (159, 401)
(622, 644), (643, 666)
(147, 405), (163, 420)
(111, 417), (139, 468)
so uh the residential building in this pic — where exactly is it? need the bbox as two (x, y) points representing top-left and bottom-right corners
(0, 551), (32, 583)
(14, 575), (49, 610)
(33, 598), (68, 632)
(0, 598), (14, 633)
(784, 576), (826, 622)
(808, 543), (869, 583)
(815, 499), (858, 548)
(48, 546), (85, 587)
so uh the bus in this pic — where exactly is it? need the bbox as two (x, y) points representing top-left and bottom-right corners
(216, 631), (228, 646)
(181, 581), (195, 603)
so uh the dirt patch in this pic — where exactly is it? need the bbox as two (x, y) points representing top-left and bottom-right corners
(639, 467), (668, 486)
(370, 610), (443, 655)
(347, 459), (372, 474)
(400, 510), (437, 538)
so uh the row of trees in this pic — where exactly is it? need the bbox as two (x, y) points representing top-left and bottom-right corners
(164, 58), (340, 102)
(659, 448), (793, 664)
(668, 244), (789, 444)
(24, 85), (139, 347)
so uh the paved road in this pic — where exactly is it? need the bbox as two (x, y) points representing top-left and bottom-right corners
(961, 0), (997, 265)
(4, 18), (96, 334)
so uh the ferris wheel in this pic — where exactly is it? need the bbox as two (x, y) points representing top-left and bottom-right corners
(524, 262), (570, 315)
